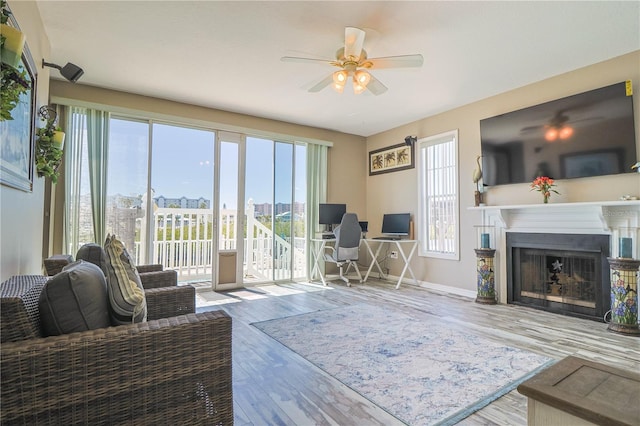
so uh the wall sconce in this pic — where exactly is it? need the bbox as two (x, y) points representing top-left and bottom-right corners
(42, 59), (84, 82)
(404, 135), (417, 146)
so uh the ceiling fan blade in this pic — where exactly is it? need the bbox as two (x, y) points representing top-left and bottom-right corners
(281, 56), (334, 65)
(308, 74), (334, 93)
(367, 54), (424, 69)
(344, 27), (366, 60)
(366, 74), (388, 96)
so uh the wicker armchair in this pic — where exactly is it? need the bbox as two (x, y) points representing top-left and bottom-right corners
(0, 275), (234, 425)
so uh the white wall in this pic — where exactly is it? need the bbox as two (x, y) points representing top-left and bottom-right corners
(0, 1), (51, 281)
(366, 51), (640, 295)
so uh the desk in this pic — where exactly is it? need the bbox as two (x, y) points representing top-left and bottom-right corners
(363, 239), (418, 289)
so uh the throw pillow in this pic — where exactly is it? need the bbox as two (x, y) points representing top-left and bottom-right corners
(76, 243), (109, 276)
(103, 234), (147, 325)
(38, 261), (111, 336)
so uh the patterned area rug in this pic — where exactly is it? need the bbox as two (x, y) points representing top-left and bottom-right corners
(253, 304), (554, 425)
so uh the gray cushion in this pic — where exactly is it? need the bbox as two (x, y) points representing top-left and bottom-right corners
(38, 261), (110, 336)
(76, 243), (109, 276)
(104, 234), (147, 325)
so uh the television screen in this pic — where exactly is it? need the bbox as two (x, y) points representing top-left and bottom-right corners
(318, 203), (346, 225)
(480, 81), (637, 186)
(382, 213), (411, 235)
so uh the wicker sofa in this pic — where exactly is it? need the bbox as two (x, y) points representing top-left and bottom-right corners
(0, 274), (234, 425)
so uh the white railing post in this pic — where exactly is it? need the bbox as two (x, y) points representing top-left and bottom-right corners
(246, 199), (256, 276)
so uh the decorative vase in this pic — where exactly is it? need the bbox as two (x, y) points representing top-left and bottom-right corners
(475, 248), (496, 304)
(543, 194), (549, 204)
(0, 24), (26, 69)
(606, 257), (640, 336)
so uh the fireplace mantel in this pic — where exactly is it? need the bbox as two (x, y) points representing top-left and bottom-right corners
(472, 201), (640, 234)
(470, 201), (640, 303)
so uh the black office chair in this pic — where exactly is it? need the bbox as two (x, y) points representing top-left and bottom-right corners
(324, 213), (362, 286)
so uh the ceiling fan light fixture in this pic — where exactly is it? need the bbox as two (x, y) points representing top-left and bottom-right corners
(353, 78), (367, 95)
(332, 81), (345, 93)
(333, 70), (348, 84)
(354, 69), (371, 86)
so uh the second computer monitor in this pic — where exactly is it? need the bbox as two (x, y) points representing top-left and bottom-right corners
(381, 213), (410, 237)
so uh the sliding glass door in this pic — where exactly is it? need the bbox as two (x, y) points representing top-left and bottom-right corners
(150, 123), (215, 281)
(71, 112), (308, 289)
(244, 137), (307, 283)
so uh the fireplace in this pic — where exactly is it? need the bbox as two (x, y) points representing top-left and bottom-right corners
(507, 233), (610, 322)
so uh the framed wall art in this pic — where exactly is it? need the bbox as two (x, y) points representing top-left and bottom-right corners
(0, 13), (37, 192)
(369, 142), (414, 176)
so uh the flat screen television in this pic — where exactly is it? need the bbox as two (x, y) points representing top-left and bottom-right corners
(381, 213), (411, 236)
(318, 203), (346, 226)
(480, 81), (637, 186)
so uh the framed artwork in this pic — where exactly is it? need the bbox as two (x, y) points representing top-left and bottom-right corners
(369, 142), (415, 176)
(0, 15), (37, 192)
(561, 149), (622, 179)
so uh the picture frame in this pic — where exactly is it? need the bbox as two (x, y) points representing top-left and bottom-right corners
(0, 14), (37, 192)
(560, 149), (623, 179)
(369, 142), (415, 176)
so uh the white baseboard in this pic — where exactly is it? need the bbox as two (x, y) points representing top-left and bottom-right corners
(416, 280), (476, 299)
(366, 272), (477, 299)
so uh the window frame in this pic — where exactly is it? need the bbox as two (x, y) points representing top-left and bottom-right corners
(417, 129), (460, 260)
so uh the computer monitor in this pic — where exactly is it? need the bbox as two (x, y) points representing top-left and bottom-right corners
(318, 203), (346, 227)
(381, 213), (410, 236)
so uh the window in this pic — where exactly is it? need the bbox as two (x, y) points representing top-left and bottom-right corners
(417, 130), (459, 259)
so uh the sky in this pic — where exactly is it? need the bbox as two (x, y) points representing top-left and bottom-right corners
(106, 119), (306, 211)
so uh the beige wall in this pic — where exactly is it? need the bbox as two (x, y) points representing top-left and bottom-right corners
(366, 51), (640, 294)
(0, 1), (51, 281)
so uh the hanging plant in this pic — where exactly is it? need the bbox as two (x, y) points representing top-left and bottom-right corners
(0, 0), (28, 121)
(35, 106), (65, 183)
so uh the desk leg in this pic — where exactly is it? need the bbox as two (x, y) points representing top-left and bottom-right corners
(311, 241), (327, 286)
(363, 242), (385, 282)
(395, 241), (419, 289)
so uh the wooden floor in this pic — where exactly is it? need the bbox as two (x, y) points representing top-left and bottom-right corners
(195, 279), (640, 426)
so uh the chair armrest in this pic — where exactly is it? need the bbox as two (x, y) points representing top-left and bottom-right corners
(1, 311), (233, 425)
(145, 285), (195, 320)
(140, 269), (177, 288)
(137, 264), (164, 274)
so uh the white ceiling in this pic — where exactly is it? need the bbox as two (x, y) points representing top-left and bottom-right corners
(35, 1), (640, 137)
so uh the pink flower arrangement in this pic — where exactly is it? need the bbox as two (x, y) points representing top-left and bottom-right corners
(530, 176), (559, 203)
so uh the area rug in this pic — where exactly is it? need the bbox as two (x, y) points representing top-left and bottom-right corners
(253, 304), (554, 425)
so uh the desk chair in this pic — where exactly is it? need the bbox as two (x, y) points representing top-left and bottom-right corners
(324, 213), (363, 286)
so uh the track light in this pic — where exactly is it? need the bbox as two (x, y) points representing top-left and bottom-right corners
(405, 135), (417, 146)
(42, 60), (84, 82)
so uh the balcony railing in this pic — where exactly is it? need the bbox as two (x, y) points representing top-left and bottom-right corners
(134, 202), (306, 282)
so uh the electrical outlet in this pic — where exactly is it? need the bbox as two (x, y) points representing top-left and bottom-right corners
(390, 251), (398, 259)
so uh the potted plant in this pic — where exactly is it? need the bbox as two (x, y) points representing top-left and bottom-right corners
(35, 106), (65, 183)
(1, 0), (28, 121)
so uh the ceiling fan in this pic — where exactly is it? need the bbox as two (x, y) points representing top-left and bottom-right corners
(281, 27), (424, 96)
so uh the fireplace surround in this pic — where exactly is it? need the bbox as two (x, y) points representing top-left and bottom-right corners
(475, 201), (640, 319)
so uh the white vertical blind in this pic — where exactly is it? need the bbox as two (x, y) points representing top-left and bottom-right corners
(418, 130), (459, 259)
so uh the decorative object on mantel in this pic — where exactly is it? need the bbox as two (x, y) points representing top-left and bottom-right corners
(606, 257), (639, 336)
(631, 161), (640, 173)
(473, 155), (483, 206)
(35, 106), (65, 183)
(0, 0), (28, 122)
(530, 176), (559, 204)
